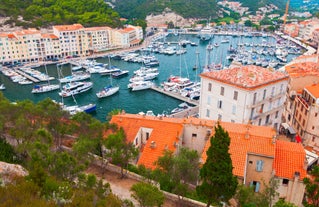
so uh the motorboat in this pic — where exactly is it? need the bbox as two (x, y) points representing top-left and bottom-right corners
(59, 71), (91, 83)
(111, 70), (129, 78)
(32, 84), (60, 93)
(171, 102), (191, 114)
(96, 85), (120, 98)
(128, 81), (153, 91)
(129, 72), (159, 82)
(58, 81), (93, 97)
(0, 84), (5, 90)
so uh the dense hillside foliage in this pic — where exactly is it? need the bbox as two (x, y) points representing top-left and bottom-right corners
(112, 0), (219, 19)
(238, 0), (285, 13)
(0, 0), (121, 28)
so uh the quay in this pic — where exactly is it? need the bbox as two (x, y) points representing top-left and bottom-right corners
(150, 85), (199, 106)
(14, 68), (40, 83)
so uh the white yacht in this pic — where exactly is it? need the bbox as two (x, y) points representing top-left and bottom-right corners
(128, 81), (153, 91)
(58, 81), (93, 97)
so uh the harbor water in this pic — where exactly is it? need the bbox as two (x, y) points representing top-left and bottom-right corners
(0, 33), (302, 122)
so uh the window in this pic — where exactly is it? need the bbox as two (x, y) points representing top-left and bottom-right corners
(206, 109), (210, 118)
(258, 119), (262, 126)
(263, 89), (267, 100)
(250, 181), (260, 192)
(231, 120), (235, 123)
(266, 115), (270, 124)
(135, 137), (138, 145)
(275, 111), (279, 118)
(207, 96), (211, 105)
(249, 161), (253, 164)
(253, 93), (257, 105)
(232, 105), (236, 115)
(282, 179), (289, 185)
(256, 160), (264, 172)
(271, 87), (275, 96)
(316, 113), (318, 117)
(233, 91), (238, 100)
(146, 132), (149, 141)
(218, 114), (222, 121)
(220, 86), (224, 96)
(208, 83), (212, 92)
(192, 133), (197, 138)
(217, 100), (223, 109)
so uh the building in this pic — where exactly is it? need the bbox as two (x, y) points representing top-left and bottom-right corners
(110, 113), (307, 206)
(199, 65), (289, 130)
(282, 57), (319, 145)
(312, 28), (319, 50)
(298, 19), (319, 42)
(0, 23), (143, 64)
(53, 24), (89, 57)
(284, 23), (299, 37)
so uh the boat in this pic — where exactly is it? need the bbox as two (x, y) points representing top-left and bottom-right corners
(78, 103), (97, 113)
(58, 81), (93, 97)
(96, 85), (120, 98)
(111, 70), (129, 78)
(171, 102), (191, 114)
(129, 72), (159, 82)
(0, 84), (5, 90)
(32, 84), (60, 94)
(99, 56), (121, 75)
(61, 102), (96, 115)
(199, 20), (213, 42)
(59, 71), (91, 83)
(127, 81), (153, 91)
(71, 65), (82, 71)
(133, 67), (158, 76)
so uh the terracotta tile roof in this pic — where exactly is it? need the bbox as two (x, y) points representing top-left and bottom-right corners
(273, 140), (306, 180)
(122, 27), (135, 32)
(53, 24), (84, 31)
(0, 33), (10, 38)
(83, 26), (111, 31)
(41, 34), (59, 39)
(285, 62), (319, 77)
(110, 114), (183, 169)
(14, 29), (40, 36)
(305, 83), (319, 99)
(111, 114), (306, 179)
(201, 122), (276, 177)
(200, 65), (288, 90)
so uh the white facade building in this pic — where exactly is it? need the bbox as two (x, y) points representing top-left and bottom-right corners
(199, 65), (289, 130)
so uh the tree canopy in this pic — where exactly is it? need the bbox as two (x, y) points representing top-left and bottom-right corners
(1, 0), (121, 28)
(197, 123), (238, 207)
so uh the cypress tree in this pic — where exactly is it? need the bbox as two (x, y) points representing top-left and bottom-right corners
(197, 123), (238, 207)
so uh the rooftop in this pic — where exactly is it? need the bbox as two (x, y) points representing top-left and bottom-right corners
(305, 84), (319, 99)
(200, 65), (288, 90)
(110, 114), (306, 180)
(53, 24), (84, 31)
(285, 61), (319, 78)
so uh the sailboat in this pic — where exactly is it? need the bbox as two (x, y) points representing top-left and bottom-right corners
(96, 73), (119, 98)
(56, 64), (96, 115)
(0, 84), (5, 90)
(31, 62), (59, 93)
(193, 49), (200, 70)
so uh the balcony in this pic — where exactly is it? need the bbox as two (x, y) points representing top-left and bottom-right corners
(296, 95), (310, 110)
(248, 92), (285, 109)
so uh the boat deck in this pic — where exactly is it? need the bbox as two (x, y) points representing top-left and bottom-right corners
(14, 69), (40, 83)
(150, 85), (199, 106)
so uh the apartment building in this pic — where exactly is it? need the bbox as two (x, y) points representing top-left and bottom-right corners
(110, 29), (130, 48)
(40, 34), (61, 60)
(83, 26), (112, 53)
(282, 56), (319, 145)
(298, 18), (319, 41)
(199, 65), (289, 130)
(283, 23), (299, 37)
(110, 113), (307, 206)
(53, 24), (89, 57)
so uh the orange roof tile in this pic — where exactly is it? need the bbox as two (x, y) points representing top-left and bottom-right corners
(200, 65), (288, 90)
(0, 33), (10, 38)
(122, 27), (135, 32)
(53, 24), (84, 31)
(305, 83), (319, 99)
(111, 114), (306, 179)
(201, 122), (276, 177)
(14, 29), (40, 36)
(41, 34), (59, 39)
(83, 26), (112, 31)
(110, 114), (183, 169)
(285, 61), (319, 78)
(273, 140), (306, 180)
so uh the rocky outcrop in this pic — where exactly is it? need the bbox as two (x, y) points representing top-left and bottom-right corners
(0, 161), (28, 185)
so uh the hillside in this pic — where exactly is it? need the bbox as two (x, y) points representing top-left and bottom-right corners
(0, 0), (121, 28)
(112, 0), (219, 19)
(238, 0), (286, 13)
(111, 0), (286, 20)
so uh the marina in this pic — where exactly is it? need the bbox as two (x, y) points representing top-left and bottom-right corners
(0, 31), (305, 122)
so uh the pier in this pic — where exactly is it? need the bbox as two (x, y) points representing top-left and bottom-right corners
(14, 69), (40, 83)
(150, 85), (199, 106)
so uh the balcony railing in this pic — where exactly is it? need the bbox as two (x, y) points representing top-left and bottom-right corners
(296, 95), (310, 110)
(248, 92), (286, 108)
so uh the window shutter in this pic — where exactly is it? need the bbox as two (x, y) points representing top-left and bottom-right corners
(255, 182), (260, 192)
(250, 182), (253, 188)
(256, 160), (264, 172)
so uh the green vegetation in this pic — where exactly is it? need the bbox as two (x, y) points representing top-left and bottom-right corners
(239, 0), (285, 14)
(197, 123), (238, 207)
(1, 0), (121, 28)
(0, 95), (129, 206)
(113, 0), (219, 19)
(303, 165), (319, 207)
(130, 182), (165, 207)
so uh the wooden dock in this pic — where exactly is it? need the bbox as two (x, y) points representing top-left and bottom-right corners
(150, 85), (199, 106)
(14, 69), (40, 83)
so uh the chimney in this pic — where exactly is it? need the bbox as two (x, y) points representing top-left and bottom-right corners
(272, 135), (277, 144)
(150, 141), (156, 148)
